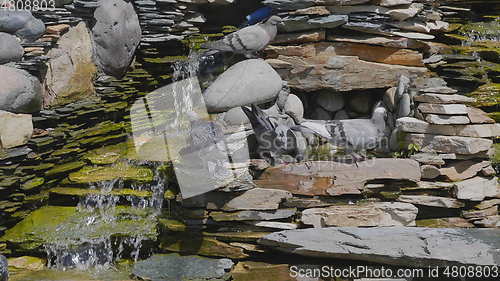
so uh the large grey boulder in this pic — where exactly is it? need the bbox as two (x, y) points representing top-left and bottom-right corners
(92, 0), (141, 78)
(0, 10), (45, 41)
(204, 59), (283, 113)
(259, 227), (500, 267)
(132, 253), (233, 281)
(0, 110), (33, 149)
(0, 32), (23, 64)
(0, 254), (6, 281)
(0, 65), (42, 113)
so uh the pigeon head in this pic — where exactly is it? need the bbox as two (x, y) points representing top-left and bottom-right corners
(265, 16), (283, 26)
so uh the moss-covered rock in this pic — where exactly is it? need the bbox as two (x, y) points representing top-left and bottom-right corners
(8, 256), (46, 271)
(45, 161), (86, 178)
(0, 206), (158, 254)
(48, 187), (153, 206)
(20, 178), (45, 191)
(68, 162), (153, 183)
(83, 142), (128, 165)
(467, 83), (500, 108)
(160, 235), (248, 259)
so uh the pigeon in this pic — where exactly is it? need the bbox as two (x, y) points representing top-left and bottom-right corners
(201, 16), (282, 58)
(295, 102), (390, 163)
(242, 104), (306, 165)
(241, 6), (274, 27)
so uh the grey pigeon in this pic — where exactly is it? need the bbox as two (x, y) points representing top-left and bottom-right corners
(296, 102), (390, 162)
(242, 104), (306, 165)
(202, 16), (282, 58)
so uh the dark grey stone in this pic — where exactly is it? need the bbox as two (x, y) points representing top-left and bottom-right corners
(0, 65), (42, 113)
(92, 0), (142, 78)
(0, 10), (45, 41)
(0, 254), (7, 281)
(0, 32), (23, 64)
(259, 227), (500, 267)
(132, 253), (233, 281)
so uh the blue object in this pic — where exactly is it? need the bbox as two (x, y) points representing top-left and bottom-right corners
(242, 6), (273, 27)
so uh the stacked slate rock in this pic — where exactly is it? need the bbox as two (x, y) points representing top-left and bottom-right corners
(396, 76), (499, 228)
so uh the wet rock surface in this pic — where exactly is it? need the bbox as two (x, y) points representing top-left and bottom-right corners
(259, 227), (500, 267)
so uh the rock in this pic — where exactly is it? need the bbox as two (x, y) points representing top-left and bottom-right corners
(463, 206), (498, 220)
(473, 216), (500, 228)
(416, 217), (474, 228)
(259, 227), (500, 266)
(334, 109), (349, 120)
(414, 94), (475, 104)
(68, 163), (153, 183)
(383, 87), (397, 111)
(411, 153), (445, 165)
(417, 103), (468, 115)
(397, 117), (500, 138)
(391, 31), (434, 40)
(420, 164), (440, 179)
(439, 160), (490, 182)
(244, 221), (298, 230)
(387, 3), (424, 21)
(205, 59), (283, 113)
(222, 188), (292, 211)
(454, 176), (498, 201)
(378, 0), (413, 6)
(347, 93), (373, 115)
(468, 107), (495, 124)
(273, 30), (326, 44)
(0, 65), (42, 114)
(0, 206), (157, 254)
(224, 104), (279, 126)
(273, 54), (427, 92)
(327, 34), (425, 49)
(316, 91), (344, 112)
(256, 159), (420, 194)
(425, 115), (470, 125)
(132, 254), (233, 281)
(210, 208), (296, 221)
(0, 32), (23, 64)
(301, 202), (418, 227)
(7, 256), (45, 271)
(474, 199), (500, 210)
(310, 106), (332, 120)
(161, 236), (248, 259)
(397, 195), (465, 208)
(231, 261), (293, 281)
(0, 255), (6, 281)
(405, 133), (493, 155)
(92, 0), (142, 78)
(398, 93), (411, 118)
(284, 94), (304, 120)
(44, 22), (97, 107)
(481, 165), (497, 176)
(0, 110), (32, 149)
(280, 15), (347, 32)
(0, 10), (45, 41)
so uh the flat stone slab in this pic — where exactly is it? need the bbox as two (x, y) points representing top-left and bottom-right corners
(397, 195), (465, 208)
(414, 93), (475, 104)
(259, 227), (500, 267)
(404, 133), (492, 155)
(301, 202), (418, 227)
(255, 159), (421, 195)
(210, 208), (296, 222)
(425, 114), (470, 125)
(132, 253), (233, 281)
(397, 117), (500, 137)
(417, 103), (468, 115)
(453, 176), (498, 201)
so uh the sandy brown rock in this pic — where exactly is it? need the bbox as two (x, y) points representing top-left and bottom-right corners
(439, 160), (490, 182)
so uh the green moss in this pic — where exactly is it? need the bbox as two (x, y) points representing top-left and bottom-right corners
(143, 56), (188, 64)
(158, 219), (186, 232)
(49, 187), (152, 198)
(160, 235), (248, 259)
(84, 142), (129, 165)
(68, 162), (153, 183)
(467, 83), (500, 108)
(0, 206), (158, 253)
(492, 143), (500, 164)
(45, 161), (86, 178)
(20, 178), (45, 191)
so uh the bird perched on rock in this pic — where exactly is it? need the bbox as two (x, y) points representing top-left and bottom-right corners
(242, 104), (306, 165)
(295, 102), (390, 163)
(201, 16), (282, 58)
